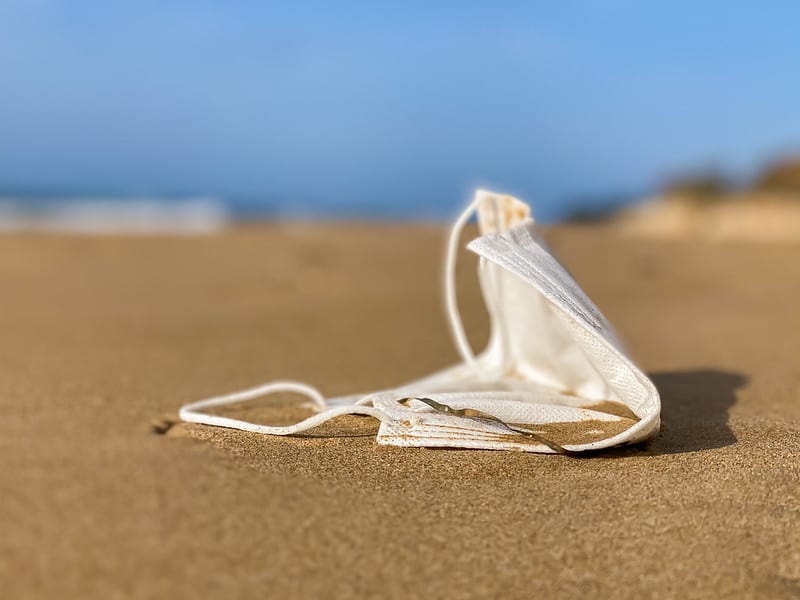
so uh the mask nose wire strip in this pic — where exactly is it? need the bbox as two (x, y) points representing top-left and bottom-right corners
(178, 381), (393, 436)
(445, 196), (481, 366)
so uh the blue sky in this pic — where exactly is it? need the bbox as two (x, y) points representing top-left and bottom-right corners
(2, 1), (800, 220)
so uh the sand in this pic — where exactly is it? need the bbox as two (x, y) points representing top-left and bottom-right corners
(2, 223), (799, 598)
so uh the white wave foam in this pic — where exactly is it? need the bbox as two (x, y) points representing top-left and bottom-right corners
(0, 197), (230, 234)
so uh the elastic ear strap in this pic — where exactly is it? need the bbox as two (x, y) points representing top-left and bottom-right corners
(445, 195), (481, 365)
(180, 197), (484, 435)
(179, 381), (392, 436)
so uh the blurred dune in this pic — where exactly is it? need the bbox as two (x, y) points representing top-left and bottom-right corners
(613, 194), (800, 242)
(612, 157), (800, 242)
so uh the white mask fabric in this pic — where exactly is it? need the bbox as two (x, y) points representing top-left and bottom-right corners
(179, 190), (661, 454)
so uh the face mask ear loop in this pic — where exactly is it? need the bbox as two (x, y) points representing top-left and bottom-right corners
(445, 196), (481, 366)
(179, 381), (393, 435)
(181, 196), (484, 435)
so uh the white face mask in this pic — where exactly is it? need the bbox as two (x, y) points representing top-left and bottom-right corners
(179, 190), (661, 454)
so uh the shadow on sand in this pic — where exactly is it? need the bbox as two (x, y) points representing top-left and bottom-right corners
(649, 369), (747, 454)
(607, 369), (747, 457)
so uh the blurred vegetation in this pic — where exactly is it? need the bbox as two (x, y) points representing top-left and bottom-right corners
(661, 156), (800, 204)
(661, 170), (733, 202)
(753, 157), (800, 193)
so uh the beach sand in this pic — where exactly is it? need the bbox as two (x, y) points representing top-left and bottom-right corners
(2, 224), (799, 598)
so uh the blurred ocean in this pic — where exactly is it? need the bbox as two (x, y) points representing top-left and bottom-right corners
(0, 190), (643, 234)
(0, 196), (231, 234)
